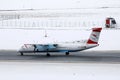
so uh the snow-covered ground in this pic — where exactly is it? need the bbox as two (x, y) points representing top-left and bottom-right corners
(0, 0), (120, 50)
(0, 8), (120, 50)
(0, 11), (120, 50)
(0, 28), (120, 50)
(0, 62), (120, 80)
(0, 0), (120, 9)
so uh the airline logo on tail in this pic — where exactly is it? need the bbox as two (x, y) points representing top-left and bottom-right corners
(87, 28), (102, 44)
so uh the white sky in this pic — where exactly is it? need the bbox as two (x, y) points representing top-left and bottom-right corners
(0, 0), (120, 9)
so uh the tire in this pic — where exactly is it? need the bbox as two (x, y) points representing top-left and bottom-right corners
(20, 52), (23, 56)
(65, 52), (69, 55)
(46, 53), (50, 57)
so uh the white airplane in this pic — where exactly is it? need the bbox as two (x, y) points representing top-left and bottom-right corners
(18, 27), (102, 56)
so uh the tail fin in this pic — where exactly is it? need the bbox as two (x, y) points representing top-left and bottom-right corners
(87, 28), (102, 44)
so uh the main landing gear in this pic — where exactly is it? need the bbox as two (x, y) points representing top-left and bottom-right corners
(65, 52), (69, 55)
(20, 52), (23, 56)
(46, 49), (50, 57)
(46, 53), (50, 57)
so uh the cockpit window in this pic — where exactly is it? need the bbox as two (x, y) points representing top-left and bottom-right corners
(111, 20), (116, 24)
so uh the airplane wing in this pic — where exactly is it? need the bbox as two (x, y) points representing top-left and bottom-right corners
(20, 44), (58, 52)
(43, 44), (58, 49)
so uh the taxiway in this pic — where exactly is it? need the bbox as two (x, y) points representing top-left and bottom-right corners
(0, 50), (120, 63)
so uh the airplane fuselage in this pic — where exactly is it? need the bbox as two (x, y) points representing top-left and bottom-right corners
(19, 42), (98, 53)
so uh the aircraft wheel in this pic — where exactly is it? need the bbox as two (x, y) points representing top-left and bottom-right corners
(36, 49), (39, 52)
(46, 53), (50, 57)
(66, 52), (69, 55)
(20, 52), (23, 56)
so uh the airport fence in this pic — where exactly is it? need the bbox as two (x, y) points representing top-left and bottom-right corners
(0, 17), (105, 29)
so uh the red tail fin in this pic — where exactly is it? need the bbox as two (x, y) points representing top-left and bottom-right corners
(87, 28), (102, 44)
